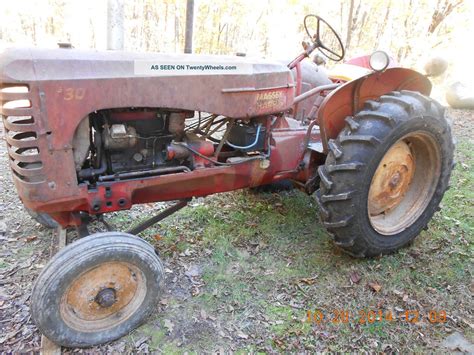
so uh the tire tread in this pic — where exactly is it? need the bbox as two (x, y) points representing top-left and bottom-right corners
(317, 91), (454, 258)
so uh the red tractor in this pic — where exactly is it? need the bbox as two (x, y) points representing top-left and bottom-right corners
(0, 15), (453, 347)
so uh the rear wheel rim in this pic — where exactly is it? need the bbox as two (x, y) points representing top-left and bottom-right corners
(368, 131), (441, 235)
(60, 261), (147, 332)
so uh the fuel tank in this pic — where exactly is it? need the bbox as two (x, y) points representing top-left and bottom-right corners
(288, 60), (332, 118)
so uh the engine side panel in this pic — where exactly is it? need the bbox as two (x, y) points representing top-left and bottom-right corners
(0, 48), (295, 206)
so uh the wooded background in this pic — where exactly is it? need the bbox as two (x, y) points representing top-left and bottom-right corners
(0, 0), (472, 80)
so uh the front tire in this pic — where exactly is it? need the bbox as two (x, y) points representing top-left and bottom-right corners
(31, 232), (164, 347)
(316, 91), (454, 257)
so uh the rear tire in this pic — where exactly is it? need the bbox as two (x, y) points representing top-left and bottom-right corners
(316, 91), (454, 257)
(31, 232), (164, 347)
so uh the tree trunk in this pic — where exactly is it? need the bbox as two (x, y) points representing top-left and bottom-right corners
(374, 0), (391, 50)
(355, 10), (367, 48)
(107, 0), (124, 50)
(174, 3), (180, 53)
(345, 0), (355, 51)
(428, 0), (463, 34)
(184, 0), (194, 53)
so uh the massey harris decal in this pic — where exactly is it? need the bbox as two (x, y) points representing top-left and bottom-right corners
(255, 90), (286, 111)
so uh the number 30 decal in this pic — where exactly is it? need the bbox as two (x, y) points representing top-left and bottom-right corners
(63, 88), (86, 101)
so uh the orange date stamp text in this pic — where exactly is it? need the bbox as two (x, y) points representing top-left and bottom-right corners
(306, 309), (447, 325)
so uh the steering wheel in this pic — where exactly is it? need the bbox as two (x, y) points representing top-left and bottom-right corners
(304, 14), (345, 62)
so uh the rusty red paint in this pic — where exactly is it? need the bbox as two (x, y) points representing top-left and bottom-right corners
(345, 54), (398, 69)
(317, 68), (432, 151)
(1, 47), (432, 228)
(28, 126), (312, 226)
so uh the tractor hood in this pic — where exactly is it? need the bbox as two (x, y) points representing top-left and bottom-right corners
(0, 47), (295, 118)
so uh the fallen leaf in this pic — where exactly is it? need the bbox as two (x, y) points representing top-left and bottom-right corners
(368, 281), (382, 292)
(442, 332), (474, 353)
(236, 330), (248, 339)
(163, 319), (174, 333)
(185, 265), (201, 278)
(0, 222), (7, 235)
(350, 271), (361, 284)
(300, 275), (318, 285)
(461, 318), (474, 329)
(134, 336), (149, 348)
(25, 235), (37, 242)
(273, 337), (285, 348)
(200, 309), (207, 320)
(153, 234), (162, 241)
(191, 286), (200, 297)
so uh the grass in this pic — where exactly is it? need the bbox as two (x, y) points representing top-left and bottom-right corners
(110, 137), (473, 352)
(0, 259), (8, 269)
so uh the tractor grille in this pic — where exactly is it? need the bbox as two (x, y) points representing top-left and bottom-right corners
(0, 84), (45, 183)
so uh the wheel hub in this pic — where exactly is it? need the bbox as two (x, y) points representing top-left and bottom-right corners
(368, 140), (415, 216)
(367, 132), (441, 236)
(60, 261), (146, 332)
(95, 288), (117, 308)
(389, 172), (401, 188)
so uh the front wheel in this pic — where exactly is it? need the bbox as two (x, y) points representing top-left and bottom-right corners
(316, 90), (454, 257)
(31, 232), (164, 347)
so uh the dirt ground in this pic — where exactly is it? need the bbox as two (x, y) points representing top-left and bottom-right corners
(0, 108), (473, 353)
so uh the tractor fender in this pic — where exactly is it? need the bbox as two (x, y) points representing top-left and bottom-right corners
(317, 67), (432, 152)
